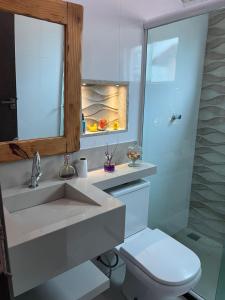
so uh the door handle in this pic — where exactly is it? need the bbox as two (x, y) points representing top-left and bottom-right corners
(0, 97), (17, 110)
(0, 97), (17, 105)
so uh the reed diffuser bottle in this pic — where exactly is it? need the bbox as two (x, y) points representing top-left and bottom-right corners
(104, 144), (117, 172)
(59, 154), (76, 180)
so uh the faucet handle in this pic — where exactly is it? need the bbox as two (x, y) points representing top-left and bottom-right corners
(35, 152), (42, 179)
(29, 151), (42, 188)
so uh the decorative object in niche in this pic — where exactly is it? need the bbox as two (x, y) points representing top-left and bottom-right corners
(81, 113), (86, 134)
(81, 81), (128, 136)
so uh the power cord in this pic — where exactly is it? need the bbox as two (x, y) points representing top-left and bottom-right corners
(97, 251), (119, 278)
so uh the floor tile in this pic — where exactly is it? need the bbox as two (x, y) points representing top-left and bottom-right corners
(174, 227), (223, 300)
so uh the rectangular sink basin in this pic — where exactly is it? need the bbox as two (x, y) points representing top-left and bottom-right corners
(4, 182), (100, 240)
(4, 182), (100, 213)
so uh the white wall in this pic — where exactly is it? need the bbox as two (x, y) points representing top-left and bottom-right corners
(76, 0), (146, 149)
(15, 15), (64, 140)
(70, 0), (224, 150)
(74, 0), (185, 150)
(143, 14), (208, 235)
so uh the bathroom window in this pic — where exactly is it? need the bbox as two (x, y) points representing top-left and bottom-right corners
(81, 81), (128, 136)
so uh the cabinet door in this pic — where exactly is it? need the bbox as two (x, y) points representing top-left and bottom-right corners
(81, 0), (121, 81)
(0, 186), (14, 300)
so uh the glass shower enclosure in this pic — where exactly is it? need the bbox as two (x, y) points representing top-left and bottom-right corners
(142, 7), (225, 300)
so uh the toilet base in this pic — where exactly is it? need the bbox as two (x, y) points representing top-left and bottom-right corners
(120, 248), (201, 300)
(122, 269), (172, 300)
(122, 268), (148, 300)
(122, 267), (195, 300)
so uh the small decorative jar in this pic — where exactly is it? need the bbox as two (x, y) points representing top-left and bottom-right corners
(127, 144), (142, 167)
(104, 144), (117, 172)
(104, 162), (115, 173)
(59, 154), (76, 179)
(98, 119), (108, 131)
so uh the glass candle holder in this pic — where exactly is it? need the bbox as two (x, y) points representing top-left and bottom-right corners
(127, 144), (142, 167)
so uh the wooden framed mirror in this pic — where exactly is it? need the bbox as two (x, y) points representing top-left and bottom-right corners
(0, 0), (83, 163)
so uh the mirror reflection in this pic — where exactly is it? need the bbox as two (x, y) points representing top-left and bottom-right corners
(0, 12), (64, 142)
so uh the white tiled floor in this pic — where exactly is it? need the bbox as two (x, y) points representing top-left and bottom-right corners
(174, 227), (223, 300)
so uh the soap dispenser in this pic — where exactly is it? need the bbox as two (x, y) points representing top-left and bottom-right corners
(59, 154), (76, 180)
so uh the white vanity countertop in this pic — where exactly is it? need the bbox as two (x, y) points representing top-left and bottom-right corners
(3, 162), (157, 249)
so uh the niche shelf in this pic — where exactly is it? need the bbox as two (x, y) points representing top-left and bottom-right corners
(81, 80), (128, 136)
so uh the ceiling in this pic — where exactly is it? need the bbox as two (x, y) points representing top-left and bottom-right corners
(70, 0), (223, 23)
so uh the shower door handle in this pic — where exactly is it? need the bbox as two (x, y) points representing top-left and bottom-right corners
(171, 114), (182, 122)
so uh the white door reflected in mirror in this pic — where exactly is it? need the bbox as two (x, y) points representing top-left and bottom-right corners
(0, 12), (64, 142)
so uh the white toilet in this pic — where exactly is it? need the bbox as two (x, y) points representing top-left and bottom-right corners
(107, 179), (201, 300)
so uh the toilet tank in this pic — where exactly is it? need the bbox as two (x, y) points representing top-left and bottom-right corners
(106, 180), (150, 238)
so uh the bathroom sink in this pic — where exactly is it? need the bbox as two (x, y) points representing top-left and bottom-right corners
(4, 182), (100, 238)
(4, 182), (100, 213)
(2, 162), (155, 296)
(3, 180), (125, 296)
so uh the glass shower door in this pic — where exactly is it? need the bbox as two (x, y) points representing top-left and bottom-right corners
(142, 9), (225, 300)
(143, 14), (208, 236)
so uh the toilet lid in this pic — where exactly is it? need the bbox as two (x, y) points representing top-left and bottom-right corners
(120, 228), (201, 286)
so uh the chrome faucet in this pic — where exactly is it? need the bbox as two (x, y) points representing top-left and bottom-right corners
(29, 152), (42, 188)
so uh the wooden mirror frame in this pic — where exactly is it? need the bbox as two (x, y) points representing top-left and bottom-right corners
(0, 0), (83, 163)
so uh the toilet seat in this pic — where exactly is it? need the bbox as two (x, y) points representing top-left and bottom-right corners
(120, 228), (201, 287)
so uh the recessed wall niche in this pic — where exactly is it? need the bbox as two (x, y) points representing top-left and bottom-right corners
(81, 81), (128, 136)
